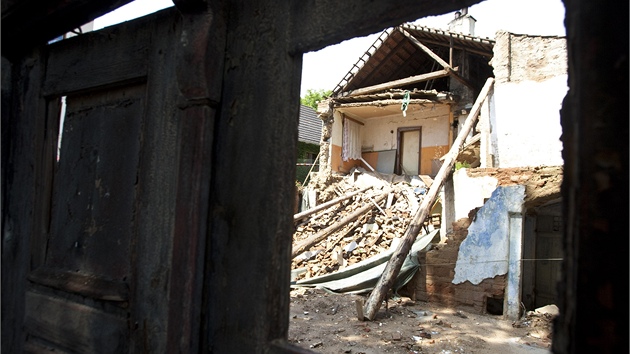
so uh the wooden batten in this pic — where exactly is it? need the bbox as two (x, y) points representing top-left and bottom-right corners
(339, 69), (452, 97)
(400, 28), (453, 71)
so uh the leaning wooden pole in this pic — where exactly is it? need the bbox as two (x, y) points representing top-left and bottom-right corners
(294, 185), (372, 222)
(291, 190), (390, 259)
(362, 78), (495, 320)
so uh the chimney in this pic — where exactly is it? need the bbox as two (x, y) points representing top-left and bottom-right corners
(448, 7), (476, 36)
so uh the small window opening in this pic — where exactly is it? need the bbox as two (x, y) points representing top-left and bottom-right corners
(486, 295), (504, 316)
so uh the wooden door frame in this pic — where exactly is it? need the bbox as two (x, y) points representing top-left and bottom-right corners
(395, 126), (422, 175)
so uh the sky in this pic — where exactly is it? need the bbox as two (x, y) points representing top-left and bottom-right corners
(93, 0), (566, 97)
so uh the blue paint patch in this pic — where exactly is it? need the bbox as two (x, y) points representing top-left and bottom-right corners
(453, 185), (525, 285)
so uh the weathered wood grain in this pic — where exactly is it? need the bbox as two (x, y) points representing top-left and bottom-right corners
(25, 291), (128, 353)
(28, 267), (128, 302)
(1, 47), (48, 354)
(43, 17), (152, 96)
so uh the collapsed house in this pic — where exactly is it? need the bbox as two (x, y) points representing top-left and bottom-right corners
(294, 14), (567, 320)
(2, 0), (625, 352)
(315, 15), (493, 179)
(296, 104), (322, 190)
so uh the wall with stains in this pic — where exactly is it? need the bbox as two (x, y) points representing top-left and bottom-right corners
(452, 185), (525, 285)
(328, 104), (452, 175)
(489, 32), (567, 168)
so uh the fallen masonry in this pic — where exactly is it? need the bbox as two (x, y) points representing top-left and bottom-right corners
(291, 169), (440, 283)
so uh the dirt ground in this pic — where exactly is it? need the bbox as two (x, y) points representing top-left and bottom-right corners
(288, 288), (554, 354)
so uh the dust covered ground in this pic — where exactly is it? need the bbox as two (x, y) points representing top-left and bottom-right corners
(289, 166), (561, 353)
(289, 288), (555, 354)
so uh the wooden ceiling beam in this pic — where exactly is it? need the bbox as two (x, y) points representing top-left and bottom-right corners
(400, 28), (453, 71)
(338, 69), (453, 97)
(290, 0), (484, 54)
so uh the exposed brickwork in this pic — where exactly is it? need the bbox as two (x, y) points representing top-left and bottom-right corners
(410, 217), (507, 314)
(465, 166), (563, 208)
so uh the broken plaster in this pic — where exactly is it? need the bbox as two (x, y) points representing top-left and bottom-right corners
(452, 185), (525, 285)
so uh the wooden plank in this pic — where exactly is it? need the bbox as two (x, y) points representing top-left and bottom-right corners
(28, 267), (128, 302)
(202, 3), (302, 351)
(164, 8), (226, 354)
(448, 70), (476, 90)
(363, 77), (495, 320)
(129, 11), (184, 353)
(25, 291), (127, 353)
(1, 48), (48, 354)
(42, 12), (157, 96)
(292, 190), (390, 259)
(339, 69), (451, 97)
(46, 83), (144, 280)
(294, 186), (372, 222)
(289, 0), (484, 53)
(30, 98), (61, 270)
(400, 28), (453, 70)
(418, 175), (434, 189)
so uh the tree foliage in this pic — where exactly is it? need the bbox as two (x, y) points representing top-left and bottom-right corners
(300, 88), (332, 110)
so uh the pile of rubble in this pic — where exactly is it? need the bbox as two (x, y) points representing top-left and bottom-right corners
(291, 168), (440, 281)
(512, 304), (557, 347)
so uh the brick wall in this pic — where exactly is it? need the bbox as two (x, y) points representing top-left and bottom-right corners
(409, 217), (507, 314)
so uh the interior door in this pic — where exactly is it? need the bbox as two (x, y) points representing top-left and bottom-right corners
(19, 8), (218, 353)
(397, 127), (422, 175)
(534, 210), (563, 308)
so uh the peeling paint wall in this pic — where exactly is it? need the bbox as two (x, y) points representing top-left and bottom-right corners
(360, 104), (450, 152)
(489, 32), (567, 168)
(328, 104), (451, 174)
(453, 185), (525, 285)
(452, 168), (498, 221)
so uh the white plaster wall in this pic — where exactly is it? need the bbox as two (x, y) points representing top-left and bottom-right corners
(331, 110), (344, 146)
(491, 75), (567, 167)
(361, 104), (450, 151)
(452, 168), (498, 221)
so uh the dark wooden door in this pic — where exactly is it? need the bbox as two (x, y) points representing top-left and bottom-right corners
(17, 8), (220, 353)
(534, 205), (563, 308)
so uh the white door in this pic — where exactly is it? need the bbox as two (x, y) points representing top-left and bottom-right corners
(401, 129), (421, 175)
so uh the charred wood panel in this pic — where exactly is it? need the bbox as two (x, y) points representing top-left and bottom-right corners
(2, 46), (48, 354)
(24, 291), (128, 353)
(44, 83), (144, 280)
(43, 23), (150, 97)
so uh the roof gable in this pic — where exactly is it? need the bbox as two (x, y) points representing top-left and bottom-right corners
(332, 23), (495, 97)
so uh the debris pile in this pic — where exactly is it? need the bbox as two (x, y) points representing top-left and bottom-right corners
(512, 304), (557, 347)
(291, 168), (440, 281)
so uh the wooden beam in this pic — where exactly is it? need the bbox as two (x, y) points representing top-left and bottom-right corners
(449, 35), (454, 67)
(336, 99), (440, 108)
(398, 36), (493, 57)
(362, 77), (494, 321)
(289, 0), (485, 53)
(339, 69), (452, 97)
(291, 190), (390, 259)
(449, 70), (476, 90)
(293, 186), (372, 222)
(400, 28), (453, 71)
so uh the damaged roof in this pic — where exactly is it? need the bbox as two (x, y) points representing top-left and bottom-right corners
(331, 23), (495, 98)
